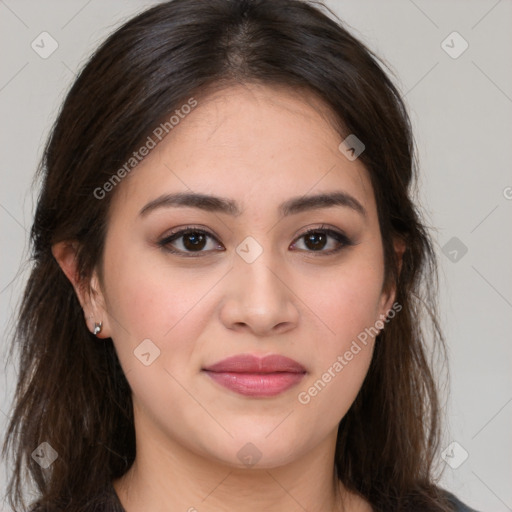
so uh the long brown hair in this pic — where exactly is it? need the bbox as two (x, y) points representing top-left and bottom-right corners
(3, 1), (453, 510)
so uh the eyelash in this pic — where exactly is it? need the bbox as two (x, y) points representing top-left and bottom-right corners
(157, 224), (353, 257)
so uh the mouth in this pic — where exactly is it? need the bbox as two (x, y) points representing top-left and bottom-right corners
(202, 353), (306, 397)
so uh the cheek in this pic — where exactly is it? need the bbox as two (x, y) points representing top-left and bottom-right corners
(326, 272), (383, 339)
(101, 247), (219, 430)
(292, 253), (385, 418)
(301, 255), (386, 350)
(101, 238), (219, 373)
(296, 347), (372, 435)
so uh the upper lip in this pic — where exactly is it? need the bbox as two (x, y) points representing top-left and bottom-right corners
(202, 354), (306, 374)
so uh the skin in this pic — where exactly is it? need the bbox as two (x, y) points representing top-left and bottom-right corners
(54, 83), (402, 512)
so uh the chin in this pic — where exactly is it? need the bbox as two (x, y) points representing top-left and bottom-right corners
(197, 430), (308, 471)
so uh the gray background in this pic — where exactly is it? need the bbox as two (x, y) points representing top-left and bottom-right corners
(1, 1), (511, 510)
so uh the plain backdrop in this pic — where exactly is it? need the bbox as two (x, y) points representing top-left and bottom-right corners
(1, 1), (511, 510)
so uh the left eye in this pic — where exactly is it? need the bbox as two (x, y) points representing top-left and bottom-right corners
(158, 226), (351, 256)
(291, 227), (351, 254)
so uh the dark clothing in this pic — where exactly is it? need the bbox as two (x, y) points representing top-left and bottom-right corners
(30, 482), (481, 511)
(444, 491), (480, 512)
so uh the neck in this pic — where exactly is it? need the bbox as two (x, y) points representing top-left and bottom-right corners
(112, 413), (361, 512)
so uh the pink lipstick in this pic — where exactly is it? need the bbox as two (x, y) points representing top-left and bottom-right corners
(202, 354), (306, 397)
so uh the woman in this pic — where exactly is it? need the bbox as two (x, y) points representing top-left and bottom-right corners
(2, 0), (479, 511)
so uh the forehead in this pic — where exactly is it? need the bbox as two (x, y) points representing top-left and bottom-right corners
(110, 82), (375, 220)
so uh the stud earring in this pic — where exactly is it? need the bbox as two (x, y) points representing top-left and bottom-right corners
(93, 322), (103, 336)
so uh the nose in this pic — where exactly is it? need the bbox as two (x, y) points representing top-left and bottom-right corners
(218, 247), (300, 337)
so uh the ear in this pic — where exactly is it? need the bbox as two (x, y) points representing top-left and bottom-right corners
(378, 236), (406, 317)
(51, 241), (111, 338)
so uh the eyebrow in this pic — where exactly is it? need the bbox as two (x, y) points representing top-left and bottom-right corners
(139, 191), (366, 218)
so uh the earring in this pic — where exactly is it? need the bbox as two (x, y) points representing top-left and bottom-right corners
(93, 322), (103, 336)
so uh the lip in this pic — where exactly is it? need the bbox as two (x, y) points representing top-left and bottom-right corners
(202, 354), (306, 397)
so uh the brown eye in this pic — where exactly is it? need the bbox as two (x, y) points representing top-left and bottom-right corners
(158, 225), (352, 258)
(303, 231), (328, 251)
(158, 228), (223, 256)
(291, 227), (352, 255)
(181, 231), (208, 251)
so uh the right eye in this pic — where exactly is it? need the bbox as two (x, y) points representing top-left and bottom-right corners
(158, 227), (224, 256)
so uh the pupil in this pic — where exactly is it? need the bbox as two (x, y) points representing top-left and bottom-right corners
(306, 232), (326, 251)
(184, 232), (206, 251)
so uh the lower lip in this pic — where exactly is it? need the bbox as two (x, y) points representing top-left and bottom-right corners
(203, 371), (306, 397)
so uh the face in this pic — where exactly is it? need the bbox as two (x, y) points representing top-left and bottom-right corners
(84, 83), (396, 469)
